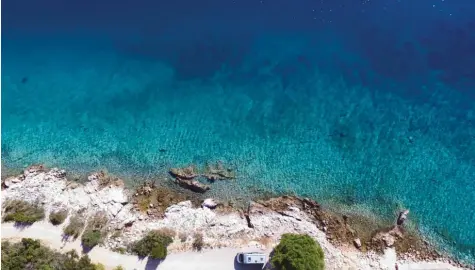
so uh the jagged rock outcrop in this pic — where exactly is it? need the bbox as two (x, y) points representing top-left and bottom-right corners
(1, 167), (136, 230)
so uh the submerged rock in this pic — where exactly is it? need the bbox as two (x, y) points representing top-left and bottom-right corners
(169, 165), (198, 180)
(202, 161), (235, 181)
(175, 178), (210, 193)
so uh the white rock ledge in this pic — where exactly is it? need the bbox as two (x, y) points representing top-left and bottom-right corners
(1, 168), (468, 270)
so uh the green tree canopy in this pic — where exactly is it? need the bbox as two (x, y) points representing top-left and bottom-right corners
(271, 233), (325, 270)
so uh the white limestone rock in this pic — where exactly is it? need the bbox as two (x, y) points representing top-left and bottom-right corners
(1, 167), (465, 270)
(202, 198), (218, 209)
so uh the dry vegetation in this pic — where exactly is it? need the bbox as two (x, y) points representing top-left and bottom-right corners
(95, 170), (124, 188)
(257, 236), (273, 248)
(132, 181), (198, 217)
(192, 232), (204, 251)
(49, 209), (68, 225)
(155, 227), (176, 239)
(178, 232), (188, 242)
(63, 214), (86, 239)
(81, 212), (108, 249)
(2, 200), (45, 224)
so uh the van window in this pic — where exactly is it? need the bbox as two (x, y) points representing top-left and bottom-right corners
(248, 257), (251, 262)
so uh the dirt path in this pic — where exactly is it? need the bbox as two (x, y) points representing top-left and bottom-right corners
(1, 222), (267, 270)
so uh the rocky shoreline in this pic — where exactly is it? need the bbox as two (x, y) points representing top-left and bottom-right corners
(1, 165), (471, 269)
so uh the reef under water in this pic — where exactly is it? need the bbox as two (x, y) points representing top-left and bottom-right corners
(2, 0), (475, 264)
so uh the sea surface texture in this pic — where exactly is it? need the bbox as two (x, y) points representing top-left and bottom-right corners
(2, 0), (475, 263)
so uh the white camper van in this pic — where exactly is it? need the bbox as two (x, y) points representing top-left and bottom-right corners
(236, 252), (266, 265)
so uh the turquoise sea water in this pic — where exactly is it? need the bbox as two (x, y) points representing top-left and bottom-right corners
(2, 0), (475, 264)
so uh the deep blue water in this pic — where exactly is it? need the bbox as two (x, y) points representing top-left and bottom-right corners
(2, 0), (475, 263)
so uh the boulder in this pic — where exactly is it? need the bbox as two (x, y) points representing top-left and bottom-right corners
(68, 182), (80, 189)
(109, 188), (129, 204)
(372, 230), (397, 248)
(107, 202), (124, 217)
(24, 164), (46, 175)
(202, 198), (218, 209)
(3, 176), (26, 188)
(353, 238), (362, 249)
(202, 161), (235, 181)
(113, 205), (137, 229)
(175, 178), (210, 193)
(49, 168), (67, 179)
(11, 178), (22, 184)
(383, 234), (395, 247)
(169, 166), (198, 180)
(397, 209), (409, 226)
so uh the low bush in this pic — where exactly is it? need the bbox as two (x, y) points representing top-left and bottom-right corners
(94, 263), (106, 270)
(192, 232), (204, 251)
(111, 230), (122, 239)
(1, 238), (97, 270)
(156, 227), (176, 239)
(137, 196), (151, 212)
(271, 233), (325, 270)
(112, 247), (127, 254)
(3, 200), (45, 224)
(63, 214), (85, 239)
(113, 266), (125, 270)
(130, 230), (173, 260)
(81, 230), (102, 250)
(178, 232), (188, 242)
(49, 209), (68, 225)
(81, 213), (108, 249)
(150, 244), (167, 259)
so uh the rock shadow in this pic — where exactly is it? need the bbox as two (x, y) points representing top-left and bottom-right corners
(13, 222), (33, 230)
(60, 234), (78, 244)
(81, 244), (93, 254)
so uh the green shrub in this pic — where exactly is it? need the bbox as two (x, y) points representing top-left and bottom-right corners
(81, 213), (108, 249)
(113, 266), (125, 270)
(192, 232), (204, 251)
(271, 234), (325, 270)
(81, 230), (102, 249)
(1, 238), (96, 270)
(150, 244), (167, 259)
(94, 263), (106, 270)
(112, 247), (127, 254)
(63, 214), (85, 239)
(3, 200), (45, 224)
(49, 209), (68, 225)
(131, 230), (173, 259)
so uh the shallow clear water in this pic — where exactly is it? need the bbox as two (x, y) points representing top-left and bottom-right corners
(2, 0), (475, 264)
